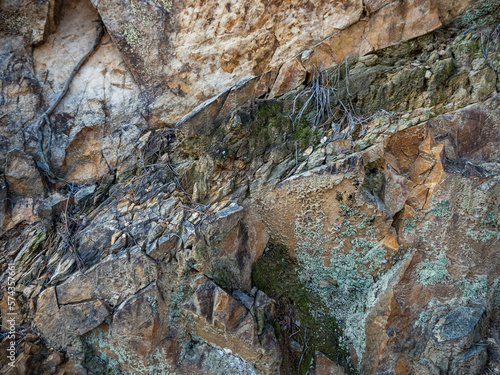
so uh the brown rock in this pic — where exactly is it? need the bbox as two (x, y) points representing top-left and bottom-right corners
(185, 276), (280, 374)
(408, 154), (435, 184)
(364, 1), (406, 51)
(57, 362), (89, 375)
(382, 170), (412, 216)
(175, 91), (230, 139)
(56, 247), (156, 307)
(24, 334), (39, 342)
(385, 124), (428, 173)
(380, 226), (400, 257)
(42, 352), (64, 368)
(361, 252), (416, 374)
(147, 233), (180, 261)
(110, 282), (167, 358)
(6, 352), (33, 375)
(325, 140), (354, 156)
(438, 0), (475, 22)
(4, 150), (45, 196)
(254, 69), (278, 99)
(203, 205), (269, 291)
(24, 342), (41, 355)
(364, 0), (394, 14)
(315, 352), (346, 375)
(328, 20), (373, 63)
(269, 58), (307, 98)
(407, 184), (430, 210)
(217, 76), (260, 120)
(401, 0), (442, 41)
(37, 193), (68, 221)
(300, 44), (336, 74)
(34, 287), (110, 349)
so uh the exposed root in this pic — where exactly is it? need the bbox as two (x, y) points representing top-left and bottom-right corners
(37, 17), (104, 178)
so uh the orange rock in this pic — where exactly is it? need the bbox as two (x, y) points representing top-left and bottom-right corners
(401, 0), (442, 41)
(408, 155), (434, 184)
(437, 0), (475, 22)
(301, 43), (336, 73)
(407, 184), (430, 210)
(418, 127), (437, 156)
(380, 226), (400, 258)
(365, 1), (405, 50)
(396, 204), (416, 241)
(254, 69), (278, 99)
(385, 124), (427, 173)
(328, 20), (373, 63)
(269, 58), (307, 98)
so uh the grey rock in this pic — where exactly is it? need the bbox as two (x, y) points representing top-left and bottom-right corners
(433, 307), (485, 343)
(74, 185), (96, 205)
(306, 148), (326, 169)
(147, 232), (180, 261)
(450, 345), (487, 375)
(232, 289), (254, 310)
(181, 220), (197, 247)
(37, 192), (67, 220)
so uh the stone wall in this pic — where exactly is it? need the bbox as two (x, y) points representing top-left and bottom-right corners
(1, 0), (500, 374)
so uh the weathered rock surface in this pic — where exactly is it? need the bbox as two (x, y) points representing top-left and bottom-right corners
(55, 247), (157, 307)
(1, 0), (500, 374)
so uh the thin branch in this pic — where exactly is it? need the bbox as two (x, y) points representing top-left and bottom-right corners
(37, 18), (104, 177)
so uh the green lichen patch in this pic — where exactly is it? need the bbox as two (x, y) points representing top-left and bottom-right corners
(403, 217), (417, 234)
(15, 231), (47, 266)
(414, 310), (433, 334)
(85, 322), (176, 375)
(465, 210), (500, 242)
(417, 255), (451, 286)
(457, 0), (500, 28)
(458, 276), (488, 304)
(429, 200), (451, 217)
(154, 0), (174, 12)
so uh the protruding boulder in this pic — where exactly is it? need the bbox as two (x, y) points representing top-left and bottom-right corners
(184, 276), (281, 374)
(34, 287), (110, 349)
(56, 247), (157, 307)
(5, 150), (45, 196)
(315, 352), (346, 375)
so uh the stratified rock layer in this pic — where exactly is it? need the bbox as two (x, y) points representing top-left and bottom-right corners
(1, 0), (500, 374)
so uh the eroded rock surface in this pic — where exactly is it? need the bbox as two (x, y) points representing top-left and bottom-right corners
(1, 0), (500, 374)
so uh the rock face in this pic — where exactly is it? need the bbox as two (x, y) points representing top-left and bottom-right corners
(1, 0), (500, 374)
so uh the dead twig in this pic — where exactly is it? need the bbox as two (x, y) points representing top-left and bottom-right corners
(297, 326), (309, 372)
(291, 59), (374, 140)
(62, 196), (85, 271)
(481, 23), (500, 73)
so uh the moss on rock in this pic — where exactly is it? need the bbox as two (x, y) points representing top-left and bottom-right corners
(252, 242), (355, 375)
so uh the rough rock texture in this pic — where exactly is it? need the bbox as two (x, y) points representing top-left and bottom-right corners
(1, 0), (500, 374)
